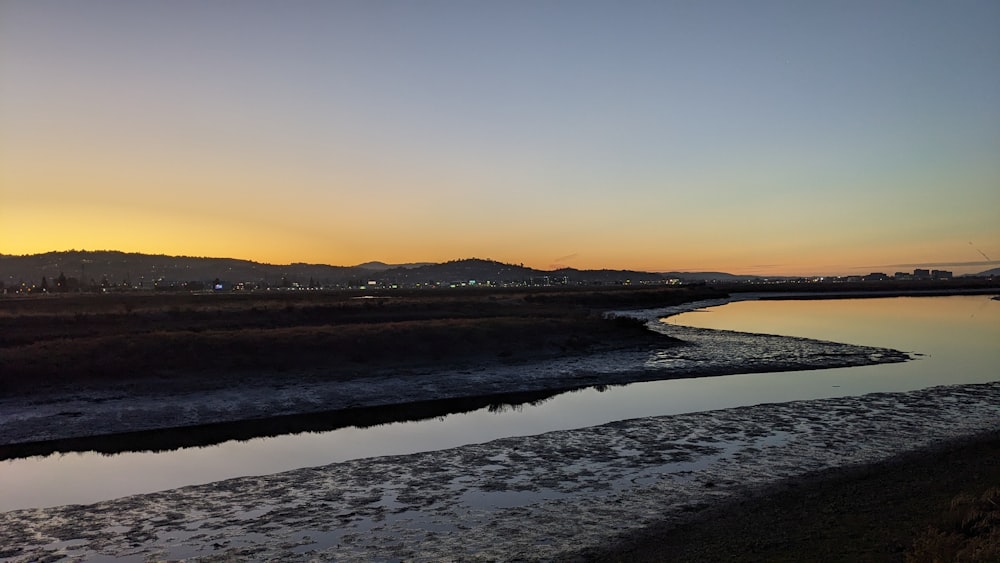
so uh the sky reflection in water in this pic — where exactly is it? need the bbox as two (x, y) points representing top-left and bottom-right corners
(2, 295), (997, 511)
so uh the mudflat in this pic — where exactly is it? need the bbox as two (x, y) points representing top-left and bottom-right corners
(578, 430), (1000, 563)
(2, 383), (998, 561)
(1, 286), (996, 561)
(0, 286), (911, 451)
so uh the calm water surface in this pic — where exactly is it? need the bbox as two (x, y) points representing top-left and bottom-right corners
(2, 295), (997, 511)
(671, 294), (999, 391)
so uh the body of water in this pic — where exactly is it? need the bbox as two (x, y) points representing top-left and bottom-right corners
(2, 294), (997, 512)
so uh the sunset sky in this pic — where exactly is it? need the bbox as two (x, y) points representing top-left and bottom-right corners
(2, 1), (998, 276)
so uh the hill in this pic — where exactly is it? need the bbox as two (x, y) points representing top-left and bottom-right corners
(659, 271), (766, 282)
(0, 252), (682, 290)
(352, 258), (672, 287)
(353, 261), (433, 271)
(0, 251), (357, 290)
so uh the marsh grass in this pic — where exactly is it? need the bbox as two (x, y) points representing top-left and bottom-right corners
(0, 287), (706, 395)
(907, 487), (1000, 562)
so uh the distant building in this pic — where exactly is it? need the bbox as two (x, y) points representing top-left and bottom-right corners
(863, 272), (889, 281)
(894, 272), (913, 281)
(913, 268), (931, 279)
(931, 269), (953, 280)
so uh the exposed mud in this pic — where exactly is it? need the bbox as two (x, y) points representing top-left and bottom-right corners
(0, 298), (950, 561)
(2, 382), (998, 561)
(0, 300), (908, 449)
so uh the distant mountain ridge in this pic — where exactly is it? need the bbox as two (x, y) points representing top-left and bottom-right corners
(0, 250), (356, 289)
(0, 251), (693, 289)
(5, 251), (992, 291)
(353, 261), (434, 271)
(658, 271), (767, 282)
(0, 250), (765, 289)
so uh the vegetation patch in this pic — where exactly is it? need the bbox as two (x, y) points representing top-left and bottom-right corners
(0, 287), (712, 396)
(908, 488), (1000, 562)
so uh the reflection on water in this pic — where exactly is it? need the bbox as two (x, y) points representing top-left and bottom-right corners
(668, 294), (1000, 391)
(674, 294), (999, 349)
(1, 295), (997, 512)
(0, 389), (569, 461)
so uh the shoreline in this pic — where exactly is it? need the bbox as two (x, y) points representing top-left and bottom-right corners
(2, 289), (996, 560)
(8, 288), (994, 455)
(0, 302), (908, 451)
(576, 428), (1000, 562)
(2, 381), (998, 561)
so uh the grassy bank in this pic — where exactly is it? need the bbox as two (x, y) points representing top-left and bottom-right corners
(0, 286), (722, 396)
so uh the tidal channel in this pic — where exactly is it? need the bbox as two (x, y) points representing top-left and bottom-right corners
(2, 294), (997, 512)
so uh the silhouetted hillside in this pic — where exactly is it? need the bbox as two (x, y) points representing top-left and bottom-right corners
(379, 259), (539, 285)
(0, 251), (735, 291)
(353, 261), (433, 271)
(550, 267), (665, 284)
(0, 251), (358, 289)
(659, 271), (767, 282)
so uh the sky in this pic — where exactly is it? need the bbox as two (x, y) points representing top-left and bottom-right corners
(2, 1), (998, 276)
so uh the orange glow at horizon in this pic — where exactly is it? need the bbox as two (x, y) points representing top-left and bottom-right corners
(2, 2), (999, 278)
(3, 196), (995, 277)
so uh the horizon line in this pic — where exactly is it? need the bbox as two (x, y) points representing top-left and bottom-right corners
(2, 249), (998, 278)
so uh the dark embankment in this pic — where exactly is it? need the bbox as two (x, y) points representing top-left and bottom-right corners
(579, 432), (1000, 563)
(712, 278), (1000, 296)
(0, 286), (724, 397)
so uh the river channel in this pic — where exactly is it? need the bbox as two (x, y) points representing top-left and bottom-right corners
(2, 294), (997, 513)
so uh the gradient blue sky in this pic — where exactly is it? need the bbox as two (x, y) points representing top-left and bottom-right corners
(2, 0), (998, 275)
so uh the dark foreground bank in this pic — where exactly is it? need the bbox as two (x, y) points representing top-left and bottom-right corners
(578, 432), (1000, 563)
